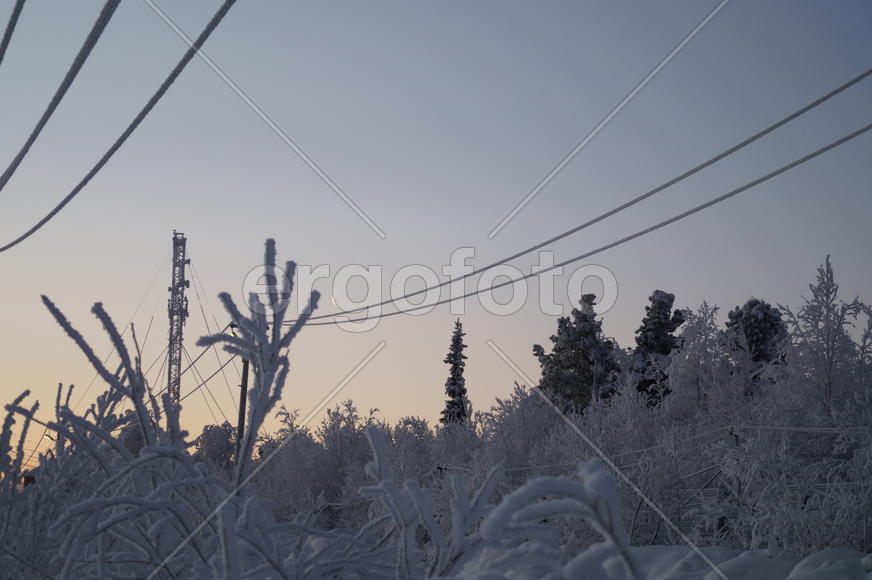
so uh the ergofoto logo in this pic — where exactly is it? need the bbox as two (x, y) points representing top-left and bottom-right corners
(241, 265), (291, 315)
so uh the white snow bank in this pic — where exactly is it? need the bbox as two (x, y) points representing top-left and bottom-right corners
(631, 546), (869, 580)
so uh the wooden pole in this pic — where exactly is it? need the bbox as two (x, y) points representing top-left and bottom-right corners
(235, 357), (249, 463)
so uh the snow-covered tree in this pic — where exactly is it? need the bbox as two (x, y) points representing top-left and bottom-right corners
(440, 319), (470, 425)
(3, 242), (872, 577)
(193, 421), (235, 469)
(668, 302), (730, 414)
(726, 298), (787, 365)
(533, 293), (620, 411)
(632, 290), (686, 405)
(780, 256), (863, 405)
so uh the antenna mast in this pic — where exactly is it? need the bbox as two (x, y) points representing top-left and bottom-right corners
(167, 231), (189, 402)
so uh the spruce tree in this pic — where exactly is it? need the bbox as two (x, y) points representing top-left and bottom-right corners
(533, 294), (620, 412)
(726, 298), (787, 364)
(440, 319), (470, 424)
(632, 290), (686, 405)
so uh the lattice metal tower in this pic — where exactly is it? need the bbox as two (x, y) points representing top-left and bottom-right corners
(167, 231), (190, 402)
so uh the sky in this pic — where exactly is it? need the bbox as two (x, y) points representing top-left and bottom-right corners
(1, 1), (870, 456)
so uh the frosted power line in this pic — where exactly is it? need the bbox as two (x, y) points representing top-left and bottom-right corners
(488, 0), (731, 238)
(0, 0), (238, 253)
(0, 0), (25, 68)
(291, 68), (872, 325)
(299, 121), (872, 326)
(0, 0), (121, 194)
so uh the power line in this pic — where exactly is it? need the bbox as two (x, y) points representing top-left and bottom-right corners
(0, 0), (121, 194)
(23, 252), (168, 465)
(117, 334), (167, 418)
(188, 258), (272, 437)
(179, 322), (232, 377)
(0, 0), (25, 68)
(291, 68), (871, 325)
(72, 252), (169, 408)
(179, 355), (237, 403)
(151, 349), (169, 392)
(183, 346), (228, 424)
(487, 0), (732, 239)
(143, 343), (169, 384)
(300, 121), (872, 326)
(191, 261), (241, 378)
(0, 0), (238, 254)
(188, 257), (238, 413)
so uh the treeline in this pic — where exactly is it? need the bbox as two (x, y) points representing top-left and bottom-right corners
(1, 248), (869, 578)
(187, 255), (871, 554)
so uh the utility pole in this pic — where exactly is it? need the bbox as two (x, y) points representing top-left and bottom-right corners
(167, 231), (190, 403)
(236, 357), (249, 462)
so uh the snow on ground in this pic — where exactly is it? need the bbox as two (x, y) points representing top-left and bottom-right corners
(635, 546), (870, 580)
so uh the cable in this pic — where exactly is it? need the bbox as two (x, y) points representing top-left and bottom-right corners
(289, 68), (872, 325)
(143, 343), (169, 379)
(183, 347), (220, 424)
(179, 322), (232, 377)
(72, 252), (169, 408)
(189, 259), (271, 437)
(300, 122), (872, 326)
(179, 355), (237, 403)
(183, 346), (229, 424)
(0, 0), (238, 254)
(0, 0), (25, 68)
(189, 257), (238, 413)
(488, 0), (731, 240)
(144, 347), (169, 404)
(190, 257), (241, 379)
(24, 252), (168, 465)
(0, 0), (121, 194)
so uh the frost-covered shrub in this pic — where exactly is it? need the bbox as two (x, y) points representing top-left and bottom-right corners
(3, 249), (870, 577)
(780, 255), (865, 406)
(2, 239), (322, 578)
(667, 302), (730, 416)
(193, 421), (236, 471)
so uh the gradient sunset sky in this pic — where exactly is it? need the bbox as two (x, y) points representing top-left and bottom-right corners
(1, 1), (870, 452)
